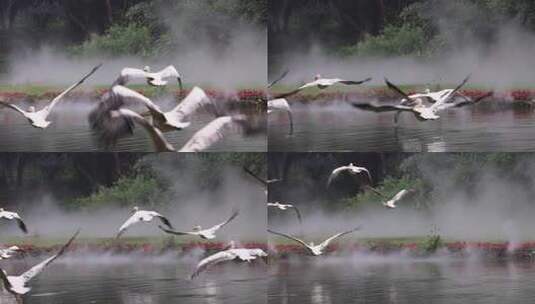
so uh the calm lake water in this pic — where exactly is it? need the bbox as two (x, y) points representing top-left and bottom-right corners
(268, 255), (535, 304)
(0, 254), (267, 304)
(268, 102), (535, 152)
(0, 102), (266, 152)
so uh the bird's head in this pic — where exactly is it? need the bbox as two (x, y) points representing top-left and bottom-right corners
(143, 66), (150, 72)
(309, 242), (315, 247)
(425, 88), (431, 94)
(0, 208), (4, 212)
(227, 240), (236, 249)
(28, 106), (36, 113)
(348, 162), (355, 167)
(131, 206), (139, 213)
(252, 249), (268, 257)
(314, 74), (321, 80)
(193, 225), (201, 231)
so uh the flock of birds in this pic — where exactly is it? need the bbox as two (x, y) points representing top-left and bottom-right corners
(0, 64), (262, 152)
(268, 71), (493, 134)
(253, 163), (415, 256)
(0, 205), (267, 303)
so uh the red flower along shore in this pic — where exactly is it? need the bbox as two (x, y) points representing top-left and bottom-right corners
(0, 88), (267, 102)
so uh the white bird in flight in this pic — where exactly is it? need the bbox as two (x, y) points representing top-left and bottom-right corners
(268, 227), (361, 256)
(0, 229), (79, 302)
(275, 74), (372, 98)
(116, 206), (173, 238)
(0, 208), (28, 234)
(353, 75), (491, 122)
(0, 64), (101, 128)
(190, 244), (267, 279)
(178, 115), (257, 152)
(268, 98), (293, 135)
(0, 246), (25, 260)
(327, 163), (372, 187)
(114, 65), (182, 90)
(159, 210), (239, 240)
(267, 202), (302, 224)
(382, 189), (415, 208)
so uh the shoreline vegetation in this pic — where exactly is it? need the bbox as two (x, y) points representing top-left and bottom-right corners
(5, 237), (535, 260)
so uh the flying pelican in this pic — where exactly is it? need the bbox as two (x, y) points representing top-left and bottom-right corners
(267, 202), (302, 224)
(268, 227), (361, 256)
(191, 245), (267, 279)
(268, 69), (289, 89)
(0, 229), (79, 303)
(352, 75), (488, 122)
(114, 65), (182, 91)
(178, 115), (259, 152)
(275, 75), (372, 99)
(158, 210), (239, 240)
(327, 163), (372, 187)
(0, 246), (25, 260)
(268, 98), (293, 135)
(0, 208), (28, 234)
(142, 86), (216, 132)
(243, 167), (281, 195)
(108, 108), (175, 151)
(382, 189), (416, 209)
(0, 64), (101, 128)
(116, 206), (173, 238)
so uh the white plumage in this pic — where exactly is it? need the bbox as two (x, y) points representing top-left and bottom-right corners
(114, 65), (182, 88)
(159, 210), (239, 240)
(268, 227), (360, 256)
(0, 208), (28, 234)
(116, 206), (173, 238)
(0, 64), (101, 128)
(191, 247), (267, 279)
(327, 163), (372, 187)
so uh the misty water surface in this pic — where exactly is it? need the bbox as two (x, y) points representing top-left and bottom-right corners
(0, 102), (266, 152)
(0, 256), (266, 304)
(269, 257), (535, 304)
(268, 103), (535, 152)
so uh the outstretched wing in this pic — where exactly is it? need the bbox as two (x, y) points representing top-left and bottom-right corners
(190, 251), (237, 279)
(352, 102), (413, 113)
(268, 69), (289, 88)
(112, 109), (175, 152)
(211, 209), (240, 231)
(327, 167), (345, 187)
(21, 229), (80, 283)
(267, 229), (309, 248)
(339, 77), (372, 85)
(318, 226), (361, 250)
(111, 85), (165, 119)
(384, 78), (412, 101)
(45, 63), (102, 113)
(432, 74), (471, 109)
(157, 65), (180, 79)
(156, 215), (173, 230)
(116, 213), (141, 238)
(178, 116), (246, 152)
(0, 100), (27, 116)
(169, 86), (214, 122)
(243, 166), (268, 187)
(158, 225), (195, 236)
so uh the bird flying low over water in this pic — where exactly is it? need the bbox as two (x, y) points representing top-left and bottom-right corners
(116, 207), (173, 238)
(275, 74), (372, 99)
(327, 163), (372, 187)
(267, 202), (302, 224)
(114, 65), (182, 91)
(0, 229), (79, 303)
(268, 226), (361, 256)
(353, 75), (492, 122)
(268, 98), (293, 135)
(0, 64), (101, 129)
(158, 210), (239, 240)
(190, 244), (267, 279)
(0, 208), (28, 234)
(178, 115), (260, 152)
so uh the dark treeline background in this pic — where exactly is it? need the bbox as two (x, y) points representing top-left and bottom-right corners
(0, 0), (267, 72)
(269, 0), (535, 73)
(0, 152), (265, 210)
